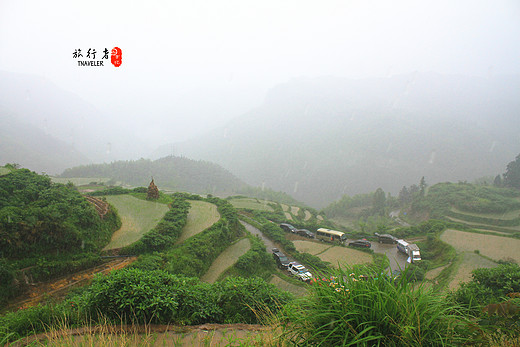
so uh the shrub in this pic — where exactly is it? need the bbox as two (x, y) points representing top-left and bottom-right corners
(279, 265), (471, 346)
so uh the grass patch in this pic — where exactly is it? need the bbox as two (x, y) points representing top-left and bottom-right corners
(279, 265), (472, 346)
(176, 200), (220, 244)
(103, 195), (169, 250)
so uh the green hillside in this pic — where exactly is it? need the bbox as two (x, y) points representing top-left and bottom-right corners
(60, 156), (247, 196)
(0, 167), (120, 306)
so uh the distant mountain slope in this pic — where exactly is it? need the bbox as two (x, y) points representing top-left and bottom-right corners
(0, 109), (90, 174)
(0, 71), (149, 163)
(159, 73), (520, 208)
(60, 156), (249, 196)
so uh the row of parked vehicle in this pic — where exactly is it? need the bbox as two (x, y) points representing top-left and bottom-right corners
(281, 223), (372, 248)
(272, 248), (313, 282)
(279, 223), (315, 238)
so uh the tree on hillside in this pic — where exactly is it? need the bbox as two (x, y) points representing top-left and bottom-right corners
(503, 153), (520, 189)
(372, 188), (386, 216)
(419, 176), (427, 197)
(493, 174), (503, 187)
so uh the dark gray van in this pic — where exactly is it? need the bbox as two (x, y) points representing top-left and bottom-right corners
(374, 232), (397, 244)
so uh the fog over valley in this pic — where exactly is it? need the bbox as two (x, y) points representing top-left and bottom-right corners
(3, 2), (520, 343)
(1, 0), (519, 205)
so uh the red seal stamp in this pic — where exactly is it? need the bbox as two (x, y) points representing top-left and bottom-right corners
(111, 47), (122, 67)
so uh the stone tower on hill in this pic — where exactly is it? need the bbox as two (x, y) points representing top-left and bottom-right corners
(147, 177), (159, 200)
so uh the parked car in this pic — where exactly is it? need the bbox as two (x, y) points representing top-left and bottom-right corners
(272, 248), (290, 269)
(287, 262), (313, 282)
(374, 232), (397, 244)
(296, 229), (315, 238)
(348, 239), (371, 248)
(280, 223), (297, 233)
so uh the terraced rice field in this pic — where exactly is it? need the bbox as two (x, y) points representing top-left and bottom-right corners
(270, 275), (308, 296)
(0, 167), (11, 176)
(280, 204), (289, 211)
(451, 207), (520, 220)
(284, 212), (293, 220)
(447, 252), (497, 290)
(317, 215), (324, 221)
(304, 210), (312, 221)
(176, 200), (220, 244)
(441, 229), (520, 264)
(290, 206), (300, 215)
(103, 195), (169, 250)
(293, 240), (372, 268)
(292, 240), (330, 255)
(228, 198), (274, 211)
(446, 216), (520, 233)
(201, 238), (251, 283)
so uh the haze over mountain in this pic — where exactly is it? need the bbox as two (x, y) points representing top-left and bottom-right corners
(157, 73), (520, 208)
(0, 71), (153, 169)
(0, 106), (90, 174)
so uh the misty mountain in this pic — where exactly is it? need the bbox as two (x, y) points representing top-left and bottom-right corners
(158, 73), (520, 208)
(0, 108), (90, 174)
(0, 71), (149, 164)
(60, 156), (249, 196)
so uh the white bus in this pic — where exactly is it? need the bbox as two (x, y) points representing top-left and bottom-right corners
(316, 228), (347, 242)
(396, 239), (409, 254)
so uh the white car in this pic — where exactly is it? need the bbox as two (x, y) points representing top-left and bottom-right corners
(287, 262), (313, 282)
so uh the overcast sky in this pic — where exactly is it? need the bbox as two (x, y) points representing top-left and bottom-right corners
(1, 0), (519, 145)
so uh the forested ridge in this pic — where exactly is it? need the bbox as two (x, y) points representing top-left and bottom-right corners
(60, 156), (247, 196)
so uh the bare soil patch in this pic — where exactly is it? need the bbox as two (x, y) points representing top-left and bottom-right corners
(304, 210), (312, 221)
(14, 323), (276, 347)
(201, 238), (251, 283)
(290, 206), (300, 215)
(284, 212), (293, 220)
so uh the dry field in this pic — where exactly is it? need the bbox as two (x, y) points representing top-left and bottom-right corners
(176, 200), (220, 244)
(201, 238), (251, 283)
(293, 240), (372, 268)
(103, 195), (169, 250)
(447, 252), (497, 291)
(441, 229), (520, 264)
